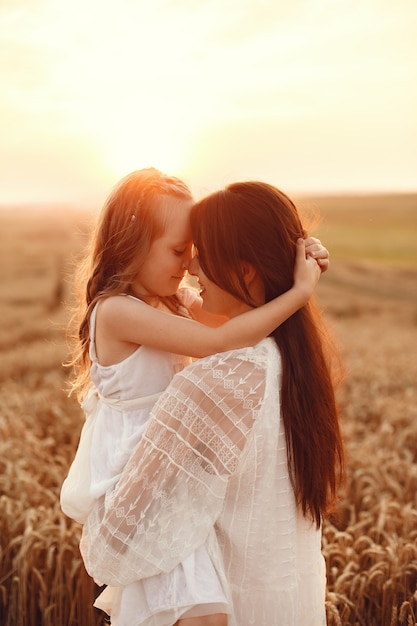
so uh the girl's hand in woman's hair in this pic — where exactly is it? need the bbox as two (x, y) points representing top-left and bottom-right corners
(304, 233), (330, 273)
(293, 238), (322, 302)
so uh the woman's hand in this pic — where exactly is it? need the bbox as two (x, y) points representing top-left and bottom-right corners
(304, 234), (330, 273)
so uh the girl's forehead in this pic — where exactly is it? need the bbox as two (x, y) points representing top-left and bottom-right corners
(157, 193), (192, 215)
(158, 195), (193, 239)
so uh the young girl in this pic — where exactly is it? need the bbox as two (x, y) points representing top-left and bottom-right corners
(61, 168), (327, 626)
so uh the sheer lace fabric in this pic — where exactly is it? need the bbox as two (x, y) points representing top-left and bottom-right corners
(81, 338), (326, 625)
(62, 292), (230, 623)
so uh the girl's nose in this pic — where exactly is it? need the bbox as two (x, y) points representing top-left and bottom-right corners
(181, 245), (193, 270)
(188, 255), (199, 276)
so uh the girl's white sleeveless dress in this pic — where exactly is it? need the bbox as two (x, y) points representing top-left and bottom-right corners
(60, 293), (229, 626)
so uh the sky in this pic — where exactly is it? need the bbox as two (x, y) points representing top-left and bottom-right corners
(1, 0), (416, 207)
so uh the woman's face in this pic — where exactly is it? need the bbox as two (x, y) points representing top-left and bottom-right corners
(188, 254), (249, 319)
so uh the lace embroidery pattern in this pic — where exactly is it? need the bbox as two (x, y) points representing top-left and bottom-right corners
(81, 345), (270, 586)
(150, 351), (267, 474)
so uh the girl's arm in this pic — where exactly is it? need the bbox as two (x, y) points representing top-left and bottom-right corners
(99, 239), (321, 360)
(191, 236), (329, 328)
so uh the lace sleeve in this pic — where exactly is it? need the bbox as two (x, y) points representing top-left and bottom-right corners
(81, 347), (267, 587)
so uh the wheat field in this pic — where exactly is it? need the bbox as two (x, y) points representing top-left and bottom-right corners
(1, 195), (416, 625)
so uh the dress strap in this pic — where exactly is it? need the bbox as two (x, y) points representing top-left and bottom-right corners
(88, 302), (100, 362)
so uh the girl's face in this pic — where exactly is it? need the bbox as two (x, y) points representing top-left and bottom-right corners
(188, 254), (250, 319)
(132, 196), (194, 298)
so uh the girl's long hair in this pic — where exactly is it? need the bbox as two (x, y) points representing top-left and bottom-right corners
(190, 181), (344, 526)
(67, 168), (193, 400)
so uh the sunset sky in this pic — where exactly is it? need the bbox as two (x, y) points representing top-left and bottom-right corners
(1, 0), (416, 207)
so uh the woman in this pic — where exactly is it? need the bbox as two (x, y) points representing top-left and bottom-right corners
(62, 168), (327, 625)
(80, 181), (344, 625)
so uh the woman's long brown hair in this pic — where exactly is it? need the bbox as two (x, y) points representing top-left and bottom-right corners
(190, 181), (344, 526)
(67, 168), (194, 400)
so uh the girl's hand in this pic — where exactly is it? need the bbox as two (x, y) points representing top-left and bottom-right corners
(293, 238), (322, 302)
(304, 235), (330, 273)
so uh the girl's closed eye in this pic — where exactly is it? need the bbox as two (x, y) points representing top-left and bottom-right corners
(174, 248), (186, 256)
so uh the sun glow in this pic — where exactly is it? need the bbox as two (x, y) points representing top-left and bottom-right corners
(1, 0), (416, 205)
(92, 97), (194, 180)
(37, 1), (204, 181)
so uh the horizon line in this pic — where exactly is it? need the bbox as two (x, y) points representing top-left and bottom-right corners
(1, 188), (417, 211)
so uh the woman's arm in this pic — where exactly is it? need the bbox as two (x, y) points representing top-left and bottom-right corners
(99, 238), (321, 359)
(80, 350), (267, 586)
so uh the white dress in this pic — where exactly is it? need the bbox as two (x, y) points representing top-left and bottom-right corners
(81, 338), (327, 626)
(60, 293), (229, 626)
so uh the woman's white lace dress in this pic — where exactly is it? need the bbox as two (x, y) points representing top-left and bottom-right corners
(60, 293), (229, 625)
(80, 338), (327, 626)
